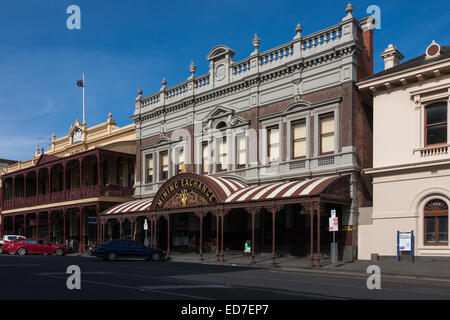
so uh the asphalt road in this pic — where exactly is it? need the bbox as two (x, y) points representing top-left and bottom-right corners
(0, 254), (450, 300)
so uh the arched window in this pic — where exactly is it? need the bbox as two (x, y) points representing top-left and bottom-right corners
(424, 199), (448, 245)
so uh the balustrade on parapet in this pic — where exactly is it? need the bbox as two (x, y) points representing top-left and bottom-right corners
(301, 25), (343, 54)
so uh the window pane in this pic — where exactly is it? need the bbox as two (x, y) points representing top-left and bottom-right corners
(269, 129), (279, 144)
(321, 134), (334, 153)
(438, 216), (448, 243)
(426, 104), (447, 125)
(425, 217), (436, 243)
(202, 143), (208, 173)
(178, 150), (184, 164)
(427, 124), (447, 145)
(269, 146), (279, 161)
(321, 116), (334, 134)
(293, 122), (306, 139)
(294, 140), (306, 158)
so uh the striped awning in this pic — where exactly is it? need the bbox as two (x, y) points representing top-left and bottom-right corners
(104, 199), (152, 215)
(225, 176), (340, 203)
(201, 175), (248, 198)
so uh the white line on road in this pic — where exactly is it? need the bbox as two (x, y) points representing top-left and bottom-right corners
(140, 285), (229, 290)
(35, 273), (216, 300)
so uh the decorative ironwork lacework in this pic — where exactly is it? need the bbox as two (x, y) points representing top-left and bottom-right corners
(425, 199), (448, 211)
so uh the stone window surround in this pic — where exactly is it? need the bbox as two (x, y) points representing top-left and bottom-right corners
(261, 101), (339, 163)
(417, 194), (450, 251)
(195, 125), (249, 174)
(412, 87), (450, 153)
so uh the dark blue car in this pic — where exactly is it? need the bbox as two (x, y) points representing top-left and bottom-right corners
(89, 239), (166, 262)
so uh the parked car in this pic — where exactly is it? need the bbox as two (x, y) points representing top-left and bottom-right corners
(8, 238), (73, 256)
(1, 237), (25, 254)
(89, 239), (166, 262)
(0, 235), (25, 254)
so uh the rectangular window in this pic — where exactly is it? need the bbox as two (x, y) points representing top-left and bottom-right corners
(320, 114), (335, 155)
(177, 149), (184, 173)
(236, 135), (246, 169)
(292, 120), (306, 159)
(146, 154), (153, 183)
(201, 142), (209, 174)
(217, 138), (227, 172)
(425, 103), (447, 146)
(160, 151), (168, 181)
(267, 125), (280, 162)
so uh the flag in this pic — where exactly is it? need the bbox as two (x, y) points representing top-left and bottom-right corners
(77, 80), (84, 87)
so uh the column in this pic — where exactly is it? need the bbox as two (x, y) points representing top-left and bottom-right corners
(316, 202), (321, 268)
(79, 206), (82, 251)
(63, 209), (66, 246)
(251, 209), (256, 264)
(272, 208), (276, 266)
(36, 212), (39, 238)
(24, 213), (27, 238)
(310, 205), (314, 268)
(215, 211), (220, 261)
(119, 218), (123, 239)
(48, 212), (51, 241)
(221, 213), (225, 262)
(167, 215), (170, 257)
(199, 213), (204, 261)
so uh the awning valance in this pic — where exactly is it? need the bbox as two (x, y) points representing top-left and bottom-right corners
(104, 199), (152, 215)
(225, 176), (341, 203)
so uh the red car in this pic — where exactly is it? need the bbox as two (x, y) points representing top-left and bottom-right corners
(1, 237), (25, 254)
(8, 238), (73, 256)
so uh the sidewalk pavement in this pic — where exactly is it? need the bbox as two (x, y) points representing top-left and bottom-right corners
(72, 250), (450, 281)
(164, 251), (450, 281)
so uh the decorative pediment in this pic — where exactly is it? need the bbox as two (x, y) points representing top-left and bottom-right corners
(151, 135), (171, 147)
(199, 106), (250, 134)
(282, 99), (313, 114)
(36, 153), (60, 166)
(204, 106), (234, 120)
(206, 45), (236, 62)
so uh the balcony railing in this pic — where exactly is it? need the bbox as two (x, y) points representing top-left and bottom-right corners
(2, 185), (133, 211)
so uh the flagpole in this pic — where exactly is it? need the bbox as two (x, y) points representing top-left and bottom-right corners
(82, 72), (85, 124)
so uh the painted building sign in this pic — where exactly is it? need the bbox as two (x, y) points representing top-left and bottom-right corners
(156, 178), (218, 209)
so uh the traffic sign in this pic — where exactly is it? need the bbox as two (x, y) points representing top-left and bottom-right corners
(329, 217), (338, 231)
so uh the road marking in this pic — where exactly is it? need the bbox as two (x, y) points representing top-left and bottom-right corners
(37, 272), (114, 275)
(270, 270), (450, 287)
(35, 273), (216, 300)
(140, 285), (229, 290)
(0, 264), (41, 267)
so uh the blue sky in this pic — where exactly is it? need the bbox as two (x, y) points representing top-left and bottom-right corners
(0, 0), (449, 161)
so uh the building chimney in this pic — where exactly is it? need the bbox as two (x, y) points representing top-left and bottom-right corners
(360, 16), (375, 75)
(380, 44), (404, 70)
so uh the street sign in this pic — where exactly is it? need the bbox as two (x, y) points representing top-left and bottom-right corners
(329, 217), (338, 232)
(397, 230), (415, 263)
(331, 209), (336, 219)
(144, 219), (148, 231)
(399, 232), (411, 251)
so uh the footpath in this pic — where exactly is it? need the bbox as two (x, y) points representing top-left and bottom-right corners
(163, 251), (450, 281)
(76, 250), (450, 281)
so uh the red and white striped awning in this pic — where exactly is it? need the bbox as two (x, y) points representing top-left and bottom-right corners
(104, 199), (152, 215)
(225, 176), (340, 203)
(202, 175), (248, 198)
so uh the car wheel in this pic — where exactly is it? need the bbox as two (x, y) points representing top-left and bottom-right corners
(151, 252), (160, 262)
(107, 252), (117, 261)
(17, 248), (27, 256)
(55, 249), (64, 256)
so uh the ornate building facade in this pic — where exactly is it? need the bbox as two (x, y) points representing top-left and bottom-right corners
(100, 4), (375, 265)
(358, 41), (450, 259)
(0, 114), (136, 251)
